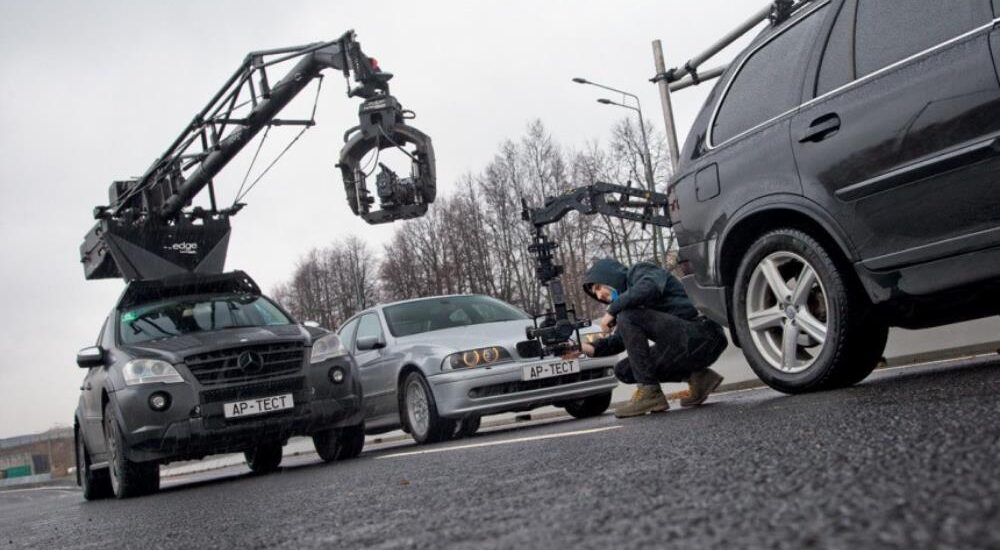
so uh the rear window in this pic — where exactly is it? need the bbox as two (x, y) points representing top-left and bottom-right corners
(712, 4), (828, 145)
(119, 293), (292, 345)
(854, 0), (992, 77)
(383, 296), (529, 337)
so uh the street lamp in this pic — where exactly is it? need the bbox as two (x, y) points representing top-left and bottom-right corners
(573, 77), (662, 263)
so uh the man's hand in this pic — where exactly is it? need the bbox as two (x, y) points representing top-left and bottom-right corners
(561, 342), (595, 360)
(599, 312), (616, 333)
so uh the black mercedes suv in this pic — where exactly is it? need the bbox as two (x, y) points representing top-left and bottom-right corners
(74, 271), (364, 499)
(671, 0), (1000, 392)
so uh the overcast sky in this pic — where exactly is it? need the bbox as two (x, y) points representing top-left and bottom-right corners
(0, 0), (766, 438)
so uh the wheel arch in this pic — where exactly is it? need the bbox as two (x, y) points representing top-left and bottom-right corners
(716, 197), (860, 340)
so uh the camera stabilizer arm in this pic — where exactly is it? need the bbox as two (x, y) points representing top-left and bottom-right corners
(519, 182), (673, 357)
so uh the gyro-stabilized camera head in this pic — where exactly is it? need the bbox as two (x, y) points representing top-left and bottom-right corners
(338, 94), (436, 224)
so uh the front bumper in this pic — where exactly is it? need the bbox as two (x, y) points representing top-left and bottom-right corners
(428, 356), (618, 418)
(112, 357), (364, 463)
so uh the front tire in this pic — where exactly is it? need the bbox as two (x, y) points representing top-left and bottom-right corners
(76, 428), (112, 501)
(313, 423), (365, 462)
(401, 372), (455, 444)
(564, 392), (613, 419)
(244, 442), (283, 474)
(732, 228), (882, 393)
(103, 403), (159, 498)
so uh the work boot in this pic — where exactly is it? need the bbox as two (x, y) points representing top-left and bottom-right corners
(614, 385), (669, 418)
(681, 368), (724, 407)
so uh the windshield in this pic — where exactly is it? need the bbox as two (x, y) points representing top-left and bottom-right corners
(383, 295), (529, 337)
(118, 293), (292, 345)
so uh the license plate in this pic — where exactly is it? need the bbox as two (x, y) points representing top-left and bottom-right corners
(522, 359), (579, 381)
(223, 393), (294, 419)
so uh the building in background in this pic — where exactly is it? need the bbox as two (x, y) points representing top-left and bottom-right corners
(0, 428), (73, 488)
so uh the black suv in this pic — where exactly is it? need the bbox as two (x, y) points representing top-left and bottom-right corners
(74, 271), (364, 499)
(671, 0), (1000, 392)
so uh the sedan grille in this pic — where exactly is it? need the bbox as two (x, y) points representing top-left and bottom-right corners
(185, 342), (305, 386)
(468, 367), (613, 399)
(199, 377), (305, 405)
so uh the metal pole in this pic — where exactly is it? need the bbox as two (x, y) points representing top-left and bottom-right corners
(652, 41), (680, 175)
(662, 3), (771, 85)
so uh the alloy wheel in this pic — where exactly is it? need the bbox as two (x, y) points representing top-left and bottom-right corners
(745, 251), (829, 373)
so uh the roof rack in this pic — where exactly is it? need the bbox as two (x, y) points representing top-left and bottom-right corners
(649, 0), (818, 167)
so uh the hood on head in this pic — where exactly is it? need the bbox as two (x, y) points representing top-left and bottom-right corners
(583, 258), (628, 301)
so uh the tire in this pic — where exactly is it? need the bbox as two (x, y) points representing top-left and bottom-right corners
(76, 428), (112, 501)
(400, 372), (455, 444)
(732, 228), (881, 394)
(564, 391), (613, 419)
(244, 442), (283, 474)
(453, 416), (481, 439)
(103, 403), (159, 498)
(313, 423), (366, 462)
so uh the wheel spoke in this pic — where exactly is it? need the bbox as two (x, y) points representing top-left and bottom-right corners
(797, 310), (827, 344)
(748, 305), (786, 332)
(782, 321), (799, 371)
(792, 264), (817, 307)
(760, 258), (792, 302)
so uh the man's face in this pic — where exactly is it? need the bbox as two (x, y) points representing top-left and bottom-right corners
(592, 283), (614, 304)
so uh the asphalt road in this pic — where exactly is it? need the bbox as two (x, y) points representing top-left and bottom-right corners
(3, 357), (999, 549)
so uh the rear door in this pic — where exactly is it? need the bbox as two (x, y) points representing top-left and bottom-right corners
(792, 0), (1000, 269)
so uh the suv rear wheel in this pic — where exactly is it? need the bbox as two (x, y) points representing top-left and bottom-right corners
(313, 423), (365, 462)
(732, 228), (886, 393)
(244, 442), (283, 474)
(103, 403), (159, 498)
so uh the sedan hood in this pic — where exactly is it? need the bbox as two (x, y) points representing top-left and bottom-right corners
(395, 319), (536, 355)
(122, 325), (309, 362)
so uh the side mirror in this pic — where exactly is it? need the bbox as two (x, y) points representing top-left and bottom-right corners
(77, 346), (105, 369)
(355, 335), (386, 351)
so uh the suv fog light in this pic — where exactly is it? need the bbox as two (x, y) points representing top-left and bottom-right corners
(149, 392), (171, 412)
(329, 367), (346, 384)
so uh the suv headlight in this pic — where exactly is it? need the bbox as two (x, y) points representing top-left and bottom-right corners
(311, 334), (348, 364)
(442, 346), (513, 370)
(123, 359), (184, 386)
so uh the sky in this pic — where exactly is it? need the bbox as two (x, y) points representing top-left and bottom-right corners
(0, 0), (767, 438)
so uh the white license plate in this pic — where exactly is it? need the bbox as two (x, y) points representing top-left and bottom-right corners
(522, 359), (579, 381)
(224, 393), (294, 419)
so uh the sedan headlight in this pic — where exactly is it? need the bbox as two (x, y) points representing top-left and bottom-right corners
(122, 359), (184, 386)
(311, 334), (348, 364)
(443, 346), (513, 370)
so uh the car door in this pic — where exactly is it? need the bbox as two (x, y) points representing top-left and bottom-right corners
(351, 312), (398, 421)
(80, 316), (113, 456)
(792, 0), (1000, 269)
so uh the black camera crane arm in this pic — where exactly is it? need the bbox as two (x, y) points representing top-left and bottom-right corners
(81, 31), (436, 282)
(518, 182), (673, 358)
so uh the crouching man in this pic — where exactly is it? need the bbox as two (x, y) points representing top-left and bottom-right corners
(569, 258), (729, 418)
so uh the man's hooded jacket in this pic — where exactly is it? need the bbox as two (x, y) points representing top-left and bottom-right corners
(583, 259), (698, 319)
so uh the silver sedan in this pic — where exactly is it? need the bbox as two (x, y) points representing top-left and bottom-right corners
(336, 295), (618, 444)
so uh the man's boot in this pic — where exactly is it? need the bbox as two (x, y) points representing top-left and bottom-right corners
(681, 368), (724, 406)
(614, 384), (669, 418)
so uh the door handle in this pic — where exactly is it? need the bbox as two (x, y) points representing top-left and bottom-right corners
(799, 113), (841, 143)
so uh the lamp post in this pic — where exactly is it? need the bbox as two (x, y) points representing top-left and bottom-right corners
(573, 77), (662, 263)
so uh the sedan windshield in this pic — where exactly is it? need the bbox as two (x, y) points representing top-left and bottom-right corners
(119, 294), (292, 345)
(384, 296), (529, 337)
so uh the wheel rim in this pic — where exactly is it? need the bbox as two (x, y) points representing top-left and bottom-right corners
(745, 251), (829, 374)
(104, 415), (121, 494)
(405, 379), (430, 437)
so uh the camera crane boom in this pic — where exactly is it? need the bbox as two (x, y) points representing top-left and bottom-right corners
(80, 31), (435, 282)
